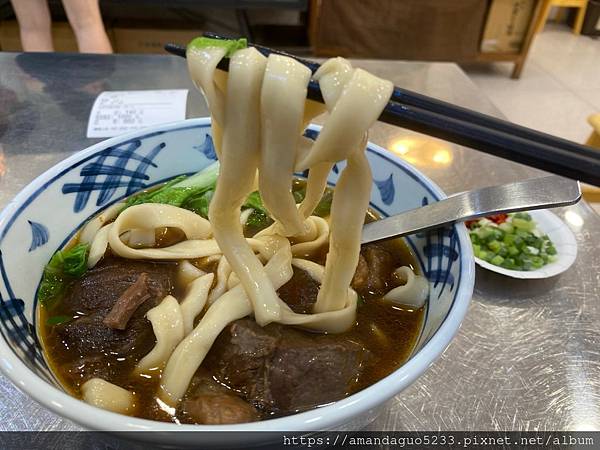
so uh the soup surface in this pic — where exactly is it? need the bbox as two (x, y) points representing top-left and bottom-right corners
(39, 182), (425, 424)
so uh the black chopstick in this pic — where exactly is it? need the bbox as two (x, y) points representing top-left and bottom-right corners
(198, 34), (598, 159)
(166, 39), (600, 187)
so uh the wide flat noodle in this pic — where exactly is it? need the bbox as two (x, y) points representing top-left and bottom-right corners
(180, 273), (214, 334)
(313, 149), (372, 313)
(108, 203), (273, 260)
(207, 48), (283, 326)
(384, 267), (429, 308)
(259, 55), (311, 236)
(187, 45), (227, 157)
(79, 202), (125, 245)
(279, 258), (357, 333)
(207, 256), (231, 306)
(255, 216), (329, 259)
(88, 223), (111, 268)
(81, 378), (135, 415)
(289, 216), (329, 258)
(136, 295), (184, 373)
(294, 59), (352, 219)
(64, 51), (409, 415)
(297, 162), (332, 219)
(109, 203), (212, 260)
(177, 260), (206, 287)
(297, 66), (393, 170)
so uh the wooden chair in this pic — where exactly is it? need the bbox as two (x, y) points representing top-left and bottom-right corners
(536, 0), (589, 35)
(582, 113), (600, 203)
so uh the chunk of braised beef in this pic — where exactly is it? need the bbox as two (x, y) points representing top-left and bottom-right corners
(60, 354), (126, 386)
(205, 319), (369, 414)
(351, 243), (395, 296)
(266, 336), (366, 412)
(351, 254), (368, 291)
(103, 273), (152, 330)
(55, 256), (175, 383)
(208, 319), (279, 398)
(277, 267), (320, 314)
(179, 370), (259, 424)
(61, 256), (173, 314)
(182, 395), (259, 425)
(57, 311), (156, 357)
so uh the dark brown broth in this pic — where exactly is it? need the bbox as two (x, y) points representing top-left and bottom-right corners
(38, 181), (425, 423)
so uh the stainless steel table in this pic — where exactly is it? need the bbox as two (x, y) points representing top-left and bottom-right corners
(0, 52), (598, 432)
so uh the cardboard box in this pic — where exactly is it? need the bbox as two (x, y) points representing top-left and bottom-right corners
(0, 20), (115, 52)
(311, 0), (488, 61)
(113, 27), (202, 54)
(481, 0), (536, 53)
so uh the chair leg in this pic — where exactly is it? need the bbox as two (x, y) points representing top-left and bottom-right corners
(535, 0), (553, 34)
(512, 58), (525, 79)
(573, 3), (588, 35)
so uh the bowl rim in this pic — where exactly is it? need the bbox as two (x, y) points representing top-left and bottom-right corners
(0, 118), (475, 432)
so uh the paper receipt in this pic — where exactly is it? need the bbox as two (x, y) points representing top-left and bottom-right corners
(87, 89), (188, 138)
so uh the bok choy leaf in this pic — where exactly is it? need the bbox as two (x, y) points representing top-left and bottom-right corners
(38, 242), (90, 308)
(125, 162), (220, 210)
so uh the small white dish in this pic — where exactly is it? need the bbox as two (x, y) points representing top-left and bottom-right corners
(473, 209), (577, 279)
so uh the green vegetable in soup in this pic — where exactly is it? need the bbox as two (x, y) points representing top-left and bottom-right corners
(125, 162), (220, 209)
(182, 189), (271, 227)
(289, 184), (333, 218)
(188, 37), (248, 57)
(313, 190), (333, 218)
(183, 190), (214, 219)
(61, 242), (90, 277)
(244, 191), (268, 215)
(241, 191), (272, 232)
(125, 175), (186, 207)
(245, 210), (273, 232)
(38, 243), (90, 308)
(293, 189), (305, 204)
(46, 315), (73, 326)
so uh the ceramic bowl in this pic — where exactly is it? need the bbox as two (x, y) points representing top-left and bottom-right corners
(0, 118), (474, 443)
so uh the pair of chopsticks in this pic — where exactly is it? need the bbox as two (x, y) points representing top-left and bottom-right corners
(165, 33), (600, 187)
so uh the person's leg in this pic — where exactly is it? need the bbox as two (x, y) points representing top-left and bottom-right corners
(61, 0), (112, 53)
(10, 0), (54, 52)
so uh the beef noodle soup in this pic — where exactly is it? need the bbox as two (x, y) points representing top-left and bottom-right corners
(39, 184), (424, 423)
(37, 38), (430, 424)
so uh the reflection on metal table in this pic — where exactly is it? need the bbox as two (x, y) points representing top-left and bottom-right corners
(0, 52), (598, 431)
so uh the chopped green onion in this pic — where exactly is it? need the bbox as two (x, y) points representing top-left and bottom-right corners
(468, 212), (557, 271)
(499, 222), (514, 234)
(490, 255), (504, 266)
(513, 217), (534, 231)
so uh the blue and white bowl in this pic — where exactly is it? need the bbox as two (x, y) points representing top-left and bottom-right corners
(0, 118), (474, 440)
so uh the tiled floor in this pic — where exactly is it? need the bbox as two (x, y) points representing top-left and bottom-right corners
(462, 24), (600, 213)
(463, 24), (600, 144)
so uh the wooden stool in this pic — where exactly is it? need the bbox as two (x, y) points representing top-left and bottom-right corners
(536, 0), (589, 35)
(582, 113), (600, 203)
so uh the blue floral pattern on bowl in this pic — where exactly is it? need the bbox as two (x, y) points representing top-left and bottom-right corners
(0, 118), (473, 429)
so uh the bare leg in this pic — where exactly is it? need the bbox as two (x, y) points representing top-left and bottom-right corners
(10, 0), (54, 52)
(61, 0), (112, 53)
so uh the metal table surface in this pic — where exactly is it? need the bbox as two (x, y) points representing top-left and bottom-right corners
(0, 52), (598, 432)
